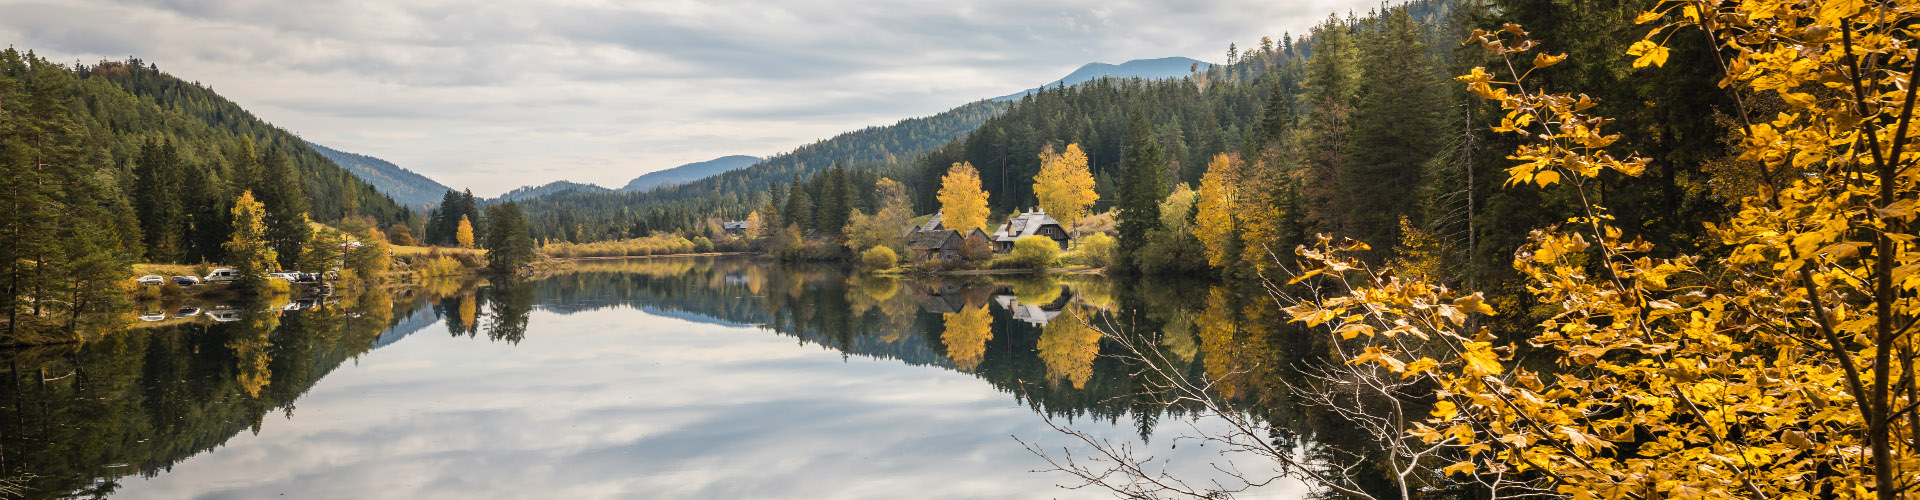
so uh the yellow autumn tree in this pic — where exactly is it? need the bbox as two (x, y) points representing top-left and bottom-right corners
(1194, 153), (1240, 268)
(1287, 7), (1920, 498)
(456, 215), (474, 248)
(223, 191), (277, 290)
(1034, 143), (1098, 233)
(937, 162), (991, 233)
(941, 304), (993, 371)
(1037, 305), (1101, 389)
(743, 211), (762, 239)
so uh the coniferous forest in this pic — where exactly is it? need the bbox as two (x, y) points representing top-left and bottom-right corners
(0, 49), (414, 338)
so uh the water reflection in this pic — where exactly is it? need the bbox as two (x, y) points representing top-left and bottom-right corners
(1, 257), (1350, 498)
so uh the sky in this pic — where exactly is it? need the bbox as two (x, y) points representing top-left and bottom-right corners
(2, 0), (1376, 197)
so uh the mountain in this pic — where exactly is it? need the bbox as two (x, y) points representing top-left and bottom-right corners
(620, 155), (761, 193)
(493, 181), (613, 203)
(307, 142), (453, 211)
(993, 57), (1213, 102)
(512, 99), (1008, 240)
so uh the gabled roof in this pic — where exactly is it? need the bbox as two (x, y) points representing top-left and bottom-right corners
(908, 229), (962, 250)
(991, 209), (1065, 242)
(920, 212), (946, 232)
(722, 220), (751, 230)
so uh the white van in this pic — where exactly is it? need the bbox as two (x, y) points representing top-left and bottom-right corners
(204, 268), (241, 284)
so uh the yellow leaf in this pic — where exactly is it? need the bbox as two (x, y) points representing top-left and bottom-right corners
(1782, 93), (1817, 108)
(1432, 400), (1459, 419)
(1633, 10), (1663, 23)
(1533, 52), (1568, 68)
(1534, 170), (1561, 187)
(1464, 341), (1504, 375)
(1442, 461), (1475, 477)
(1453, 292), (1497, 316)
(1628, 40), (1670, 68)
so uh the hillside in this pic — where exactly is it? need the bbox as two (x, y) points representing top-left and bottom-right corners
(993, 57), (1213, 102)
(493, 180), (612, 203)
(620, 155), (761, 193)
(513, 99), (1008, 240)
(308, 142), (453, 210)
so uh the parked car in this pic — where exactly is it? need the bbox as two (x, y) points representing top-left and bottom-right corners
(135, 275), (165, 286)
(174, 307), (200, 319)
(206, 307), (242, 322)
(269, 272), (299, 282)
(203, 268), (240, 284)
(172, 275), (200, 286)
(137, 311), (167, 322)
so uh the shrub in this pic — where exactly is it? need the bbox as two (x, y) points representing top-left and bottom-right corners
(861, 246), (898, 270)
(1076, 232), (1116, 268)
(692, 236), (715, 253)
(1008, 235), (1060, 270)
(418, 256), (465, 277)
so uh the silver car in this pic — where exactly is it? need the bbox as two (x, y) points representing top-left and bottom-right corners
(135, 275), (165, 286)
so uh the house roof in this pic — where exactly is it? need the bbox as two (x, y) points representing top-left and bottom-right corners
(991, 209), (1064, 242)
(722, 221), (751, 230)
(920, 212), (946, 232)
(907, 229), (961, 250)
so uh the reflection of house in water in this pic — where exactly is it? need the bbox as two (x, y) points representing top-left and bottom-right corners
(991, 285), (1074, 327)
(722, 272), (751, 286)
(915, 281), (997, 314)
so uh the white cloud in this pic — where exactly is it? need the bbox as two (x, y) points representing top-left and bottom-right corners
(0, 0), (1377, 196)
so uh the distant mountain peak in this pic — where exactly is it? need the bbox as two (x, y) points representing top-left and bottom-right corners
(307, 142), (455, 211)
(620, 155), (761, 193)
(492, 180), (612, 203)
(995, 57), (1214, 102)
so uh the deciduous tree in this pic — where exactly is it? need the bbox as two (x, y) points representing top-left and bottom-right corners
(937, 162), (991, 233)
(1035, 143), (1098, 234)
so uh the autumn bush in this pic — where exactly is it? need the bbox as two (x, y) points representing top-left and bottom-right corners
(1001, 236), (1059, 270)
(417, 256), (465, 277)
(541, 234), (700, 258)
(860, 246), (898, 270)
(1069, 232), (1116, 268)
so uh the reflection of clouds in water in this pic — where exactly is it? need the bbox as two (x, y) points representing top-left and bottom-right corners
(116, 307), (1292, 498)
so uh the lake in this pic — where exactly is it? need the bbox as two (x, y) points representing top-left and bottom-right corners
(1, 257), (1351, 499)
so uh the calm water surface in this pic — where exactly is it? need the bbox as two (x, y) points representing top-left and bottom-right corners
(2, 257), (1329, 499)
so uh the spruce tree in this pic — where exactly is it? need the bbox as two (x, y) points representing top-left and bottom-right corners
(1116, 107), (1167, 269)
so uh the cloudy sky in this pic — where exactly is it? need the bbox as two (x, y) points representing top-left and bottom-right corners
(2, 0), (1374, 197)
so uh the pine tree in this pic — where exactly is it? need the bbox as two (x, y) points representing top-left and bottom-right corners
(255, 147), (310, 270)
(1344, 7), (1445, 251)
(1116, 108), (1167, 268)
(484, 201), (535, 274)
(132, 137), (185, 262)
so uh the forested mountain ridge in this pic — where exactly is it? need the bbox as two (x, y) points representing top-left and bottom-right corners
(513, 99), (1008, 241)
(492, 180), (612, 203)
(308, 141), (453, 211)
(619, 154), (761, 193)
(71, 58), (412, 225)
(993, 57), (1215, 102)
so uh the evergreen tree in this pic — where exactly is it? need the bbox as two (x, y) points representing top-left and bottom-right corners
(484, 201), (535, 274)
(1116, 107), (1168, 268)
(1344, 7), (1445, 251)
(255, 147), (310, 270)
(132, 138), (186, 262)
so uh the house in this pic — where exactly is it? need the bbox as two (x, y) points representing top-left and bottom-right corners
(992, 286), (1073, 327)
(990, 208), (1070, 252)
(721, 220), (752, 236)
(907, 226), (992, 264)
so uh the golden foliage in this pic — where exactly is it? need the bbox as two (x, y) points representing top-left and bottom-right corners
(1035, 143), (1099, 229)
(1293, 7), (1920, 497)
(1038, 306), (1101, 389)
(1195, 153), (1240, 268)
(456, 215), (474, 248)
(941, 304), (993, 371)
(937, 162), (992, 233)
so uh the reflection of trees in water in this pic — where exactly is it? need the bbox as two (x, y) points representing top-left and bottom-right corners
(0, 285), (461, 497)
(941, 305), (993, 371)
(1037, 305), (1099, 389)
